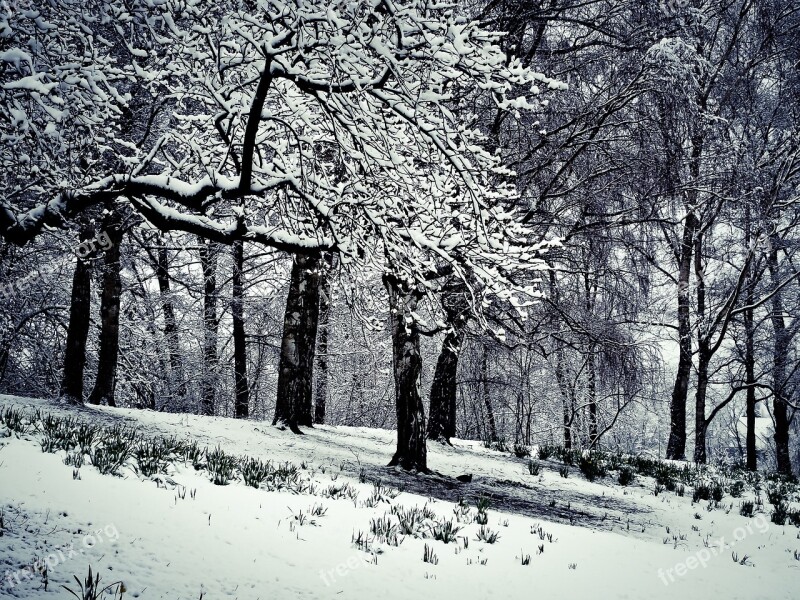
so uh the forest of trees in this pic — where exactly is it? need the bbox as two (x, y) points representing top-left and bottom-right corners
(1, 0), (799, 475)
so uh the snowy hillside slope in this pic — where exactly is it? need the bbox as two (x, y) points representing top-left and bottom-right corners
(0, 395), (798, 600)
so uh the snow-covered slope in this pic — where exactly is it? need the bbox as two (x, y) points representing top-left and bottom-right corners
(0, 395), (797, 599)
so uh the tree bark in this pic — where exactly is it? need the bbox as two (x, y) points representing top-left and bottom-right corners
(314, 252), (335, 425)
(88, 213), (124, 406)
(694, 352), (709, 463)
(273, 252), (321, 432)
(154, 244), (185, 407)
(767, 231), (793, 475)
(232, 239), (250, 419)
(587, 349), (598, 446)
(480, 345), (499, 444)
(199, 240), (218, 416)
(427, 282), (469, 442)
(744, 207), (757, 471)
(385, 274), (428, 472)
(60, 225), (95, 404)
(694, 230), (708, 464)
(428, 330), (463, 442)
(667, 211), (699, 460)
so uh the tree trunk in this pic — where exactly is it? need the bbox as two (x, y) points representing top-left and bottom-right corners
(587, 349), (598, 446)
(554, 344), (573, 450)
(667, 211), (699, 460)
(480, 345), (498, 444)
(154, 244), (185, 407)
(744, 207), (757, 471)
(60, 225), (95, 404)
(385, 274), (427, 472)
(88, 214), (124, 407)
(428, 330), (463, 442)
(694, 350), (709, 463)
(199, 240), (218, 416)
(693, 230), (708, 464)
(427, 282), (469, 442)
(232, 240), (250, 419)
(314, 252), (335, 425)
(273, 252), (321, 432)
(767, 232), (793, 475)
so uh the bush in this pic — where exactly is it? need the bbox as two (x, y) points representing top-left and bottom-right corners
(578, 453), (607, 482)
(133, 439), (171, 477)
(693, 481), (723, 503)
(618, 467), (635, 486)
(558, 465), (569, 478)
(537, 445), (557, 460)
(739, 501), (755, 518)
(89, 426), (135, 475)
(206, 446), (237, 485)
(371, 517), (402, 546)
(766, 483), (789, 507)
(240, 457), (273, 488)
(771, 501), (789, 525)
(788, 510), (800, 528)
(429, 519), (461, 543)
(475, 525), (500, 544)
(1, 406), (27, 433)
(527, 460), (541, 476)
(729, 480), (746, 498)
(514, 444), (531, 459)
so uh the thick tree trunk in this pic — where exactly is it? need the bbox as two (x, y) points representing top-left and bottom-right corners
(154, 245), (185, 406)
(428, 330), (463, 442)
(88, 214), (124, 406)
(767, 233), (793, 475)
(667, 211), (698, 460)
(60, 225), (94, 404)
(232, 240), (250, 419)
(385, 274), (427, 472)
(273, 253), (321, 432)
(427, 282), (469, 442)
(314, 252), (335, 425)
(199, 240), (218, 416)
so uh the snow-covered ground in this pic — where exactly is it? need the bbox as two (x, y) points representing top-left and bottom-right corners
(0, 394), (798, 599)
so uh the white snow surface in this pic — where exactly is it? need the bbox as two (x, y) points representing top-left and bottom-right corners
(0, 395), (798, 599)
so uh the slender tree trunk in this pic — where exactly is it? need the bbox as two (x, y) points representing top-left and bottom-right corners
(88, 214), (124, 406)
(314, 252), (335, 425)
(385, 274), (427, 472)
(693, 230), (708, 464)
(60, 225), (94, 404)
(154, 244), (185, 406)
(273, 253), (321, 432)
(480, 345), (498, 444)
(667, 211), (699, 460)
(694, 350), (709, 463)
(232, 240), (250, 419)
(554, 344), (572, 450)
(744, 207), (757, 471)
(199, 240), (218, 416)
(587, 349), (598, 446)
(767, 232), (793, 475)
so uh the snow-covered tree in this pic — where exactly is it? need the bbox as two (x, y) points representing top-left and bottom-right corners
(0, 0), (562, 470)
